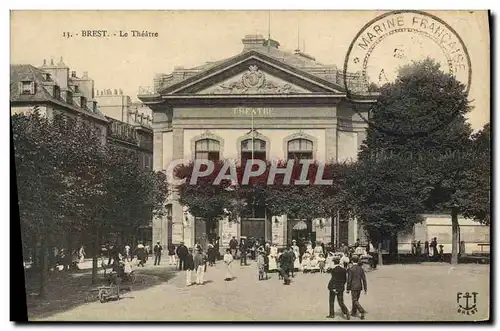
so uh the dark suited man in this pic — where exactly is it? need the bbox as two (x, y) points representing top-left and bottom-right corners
(229, 237), (238, 258)
(327, 257), (350, 320)
(239, 238), (248, 266)
(280, 247), (294, 285)
(153, 241), (163, 266)
(176, 241), (188, 271)
(347, 255), (367, 320)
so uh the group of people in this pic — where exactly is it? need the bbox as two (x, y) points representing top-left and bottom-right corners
(411, 237), (444, 261)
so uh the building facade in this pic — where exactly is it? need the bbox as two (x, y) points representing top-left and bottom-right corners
(139, 34), (376, 249)
(95, 89), (154, 170)
(10, 58), (108, 143)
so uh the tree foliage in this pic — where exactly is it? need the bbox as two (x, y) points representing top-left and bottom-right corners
(352, 58), (489, 260)
(12, 109), (168, 287)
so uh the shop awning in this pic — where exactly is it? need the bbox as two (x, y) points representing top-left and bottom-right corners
(293, 220), (308, 231)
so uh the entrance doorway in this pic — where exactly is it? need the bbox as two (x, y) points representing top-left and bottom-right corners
(240, 205), (271, 242)
(287, 219), (315, 245)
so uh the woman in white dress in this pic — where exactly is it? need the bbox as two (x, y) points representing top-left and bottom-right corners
(313, 241), (323, 258)
(291, 240), (301, 270)
(223, 249), (234, 281)
(268, 244), (278, 271)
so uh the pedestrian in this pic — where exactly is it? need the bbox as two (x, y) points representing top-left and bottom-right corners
(153, 241), (162, 266)
(223, 248), (234, 281)
(229, 236), (238, 258)
(207, 243), (216, 266)
(176, 241), (188, 271)
(326, 257), (350, 320)
(439, 245), (444, 261)
(424, 241), (430, 260)
(346, 255), (367, 320)
(214, 236), (221, 260)
(193, 245), (206, 285)
(136, 243), (146, 267)
(167, 243), (176, 265)
(257, 248), (266, 280)
(185, 248), (195, 286)
(416, 241), (422, 262)
(124, 244), (131, 262)
(430, 237), (439, 261)
(78, 245), (85, 264)
(280, 246), (294, 285)
(239, 237), (248, 266)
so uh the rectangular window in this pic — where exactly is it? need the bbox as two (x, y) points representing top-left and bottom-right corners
(241, 151), (266, 165)
(195, 151), (220, 161)
(287, 152), (313, 160)
(21, 81), (34, 94)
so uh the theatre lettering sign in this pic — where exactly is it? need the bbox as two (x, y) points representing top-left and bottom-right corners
(232, 107), (273, 116)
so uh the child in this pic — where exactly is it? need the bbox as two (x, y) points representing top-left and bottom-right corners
(223, 249), (233, 281)
(277, 249), (284, 280)
(318, 253), (326, 273)
(301, 252), (312, 273)
(257, 250), (266, 280)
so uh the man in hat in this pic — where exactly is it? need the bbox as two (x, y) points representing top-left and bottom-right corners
(229, 236), (238, 259)
(185, 248), (195, 286)
(327, 256), (350, 320)
(280, 246), (294, 285)
(176, 241), (188, 271)
(153, 241), (163, 266)
(193, 245), (207, 285)
(239, 237), (248, 266)
(346, 255), (367, 320)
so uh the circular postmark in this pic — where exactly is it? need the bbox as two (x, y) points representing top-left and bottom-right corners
(343, 10), (472, 137)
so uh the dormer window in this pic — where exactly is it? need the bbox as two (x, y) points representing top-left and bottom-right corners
(20, 81), (35, 95)
(43, 73), (51, 81)
(80, 96), (87, 109)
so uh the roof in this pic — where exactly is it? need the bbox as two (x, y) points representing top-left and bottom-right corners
(153, 37), (351, 92)
(10, 64), (108, 123)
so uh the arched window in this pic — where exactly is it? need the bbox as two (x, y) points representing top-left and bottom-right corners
(287, 138), (313, 160)
(195, 138), (220, 161)
(241, 138), (266, 164)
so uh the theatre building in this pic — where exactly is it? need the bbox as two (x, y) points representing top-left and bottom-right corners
(138, 34), (375, 249)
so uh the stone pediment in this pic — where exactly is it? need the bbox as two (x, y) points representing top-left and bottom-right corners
(159, 51), (346, 96)
(198, 65), (310, 95)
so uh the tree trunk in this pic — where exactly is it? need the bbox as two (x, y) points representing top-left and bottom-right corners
(38, 235), (48, 298)
(91, 226), (101, 284)
(378, 242), (383, 267)
(451, 207), (459, 265)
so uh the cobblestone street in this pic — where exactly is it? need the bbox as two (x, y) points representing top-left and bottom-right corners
(32, 261), (490, 322)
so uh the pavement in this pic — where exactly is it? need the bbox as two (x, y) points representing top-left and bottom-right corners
(31, 260), (490, 322)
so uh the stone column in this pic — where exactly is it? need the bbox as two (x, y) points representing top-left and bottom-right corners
(325, 127), (337, 163)
(172, 128), (184, 159)
(153, 131), (164, 170)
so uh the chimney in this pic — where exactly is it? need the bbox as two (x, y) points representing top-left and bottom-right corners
(42, 59), (47, 67)
(83, 71), (88, 79)
(71, 71), (77, 78)
(50, 59), (54, 66)
(242, 34), (266, 51)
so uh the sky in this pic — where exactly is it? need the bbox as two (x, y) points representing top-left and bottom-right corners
(10, 10), (490, 130)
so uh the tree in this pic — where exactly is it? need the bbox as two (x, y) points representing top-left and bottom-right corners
(355, 58), (479, 264)
(12, 110), (67, 297)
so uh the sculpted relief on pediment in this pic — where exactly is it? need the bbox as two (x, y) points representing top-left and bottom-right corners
(199, 65), (309, 95)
